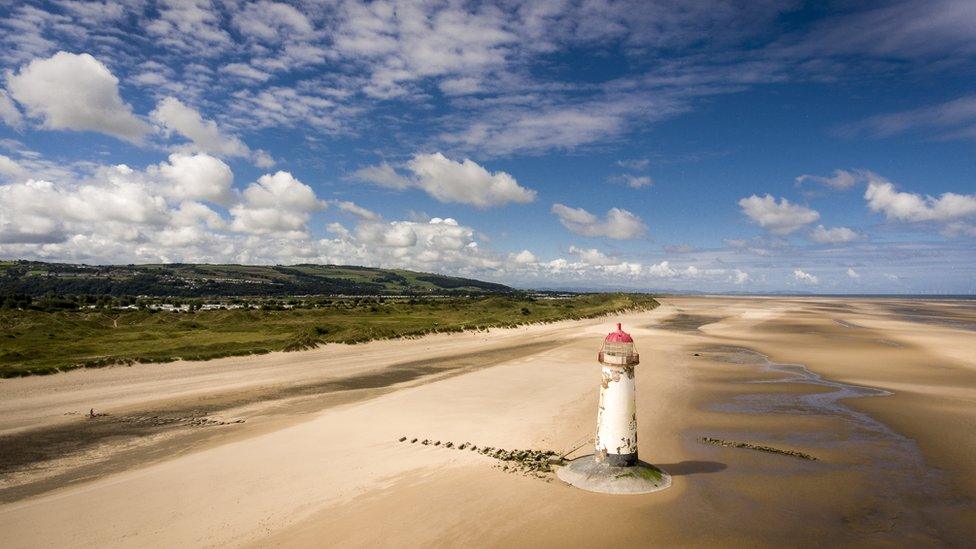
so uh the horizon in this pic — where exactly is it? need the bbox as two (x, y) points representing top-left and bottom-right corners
(1, 1), (975, 294)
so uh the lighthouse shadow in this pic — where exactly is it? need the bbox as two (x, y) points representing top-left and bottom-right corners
(656, 460), (727, 476)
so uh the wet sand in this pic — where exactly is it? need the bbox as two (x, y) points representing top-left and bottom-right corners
(1, 297), (974, 547)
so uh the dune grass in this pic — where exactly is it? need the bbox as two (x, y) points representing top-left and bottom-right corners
(0, 294), (657, 377)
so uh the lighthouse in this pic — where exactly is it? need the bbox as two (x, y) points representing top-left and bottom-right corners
(557, 322), (671, 494)
(595, 323), (639, 466)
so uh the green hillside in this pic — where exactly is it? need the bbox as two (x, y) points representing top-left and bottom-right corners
(0, 260), (514, 297)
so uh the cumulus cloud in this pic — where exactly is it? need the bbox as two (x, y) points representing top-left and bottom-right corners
(793, 269), (819, 284)
(0, 156), (509, 274)
(810, 224), (858, 244)
(230, 171), (324, 235)
(354, 153), (536, 208)
(153, 153), (235, 205)
(0, 165), (172, 245)
(847, 267), (860, 279)
(350, 217), (492, 269)
(731, 269), (750, 284)
(568, 245), (616, 266)
(151, 97), (251, 159)
(645, 261), (676, 277)
(795, 169), (862, 190)
(865, 178), (976, 225)
(407, 153), (536, 207)
(354, 220), (419, 247)
(511, 249), (537, 264)
(7, 51), (149, 142)
(551, 204), (647, 239)
(738, 194), (820, 234)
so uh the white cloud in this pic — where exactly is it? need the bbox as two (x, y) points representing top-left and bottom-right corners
(793, 269), (819, 284)
(230, 171), (324, 235)
(731, 269), (750, 284)
(153, 153), (234, 206)
(942, 222), (976, 237)
(551, 203), (647, 240)
(7, 51), (149, 142)
(355, 153), (536, 208)
(865, 178), (976, 225)
(333, 1), (515, 98)
(511, 249), (537, 264)
(616, 158), (649, 170)
(407, 153), (536, 207)
(352, 217), (485, 267)
(220, 63), (271, 83)
(0, 90), (23, 129)
(845, 94), (976, 140)
(619, 174), (653, 188)
(440, 97), (679, 157)
(232, 1), (313, 43)
(810, 224), (858, 244)
(738, 194), (820, 234)
(847, 268), (860, 279)
(0, 154), (26, 181)
(355, 221), (419, 248)
(0, 156), (511, 273)
(795, 169), (862, 190)
(351, 162), (411, 189)
(332, 200), (380, 221)
(568, 245), (616, 266)
(0, 164), (173, 245)
(146, 0), (232, 56)
(645, 261), (676, 277)
(151, 97), (251, 159)
(252, 150), (275, 168)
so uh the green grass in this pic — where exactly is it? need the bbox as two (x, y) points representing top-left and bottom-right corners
(0, 294), (657, 377)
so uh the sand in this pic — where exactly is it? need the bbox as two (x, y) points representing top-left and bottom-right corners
(1, 297), (974, 547)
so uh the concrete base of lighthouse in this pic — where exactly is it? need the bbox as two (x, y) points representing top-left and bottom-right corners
(557, 455), (671, 495)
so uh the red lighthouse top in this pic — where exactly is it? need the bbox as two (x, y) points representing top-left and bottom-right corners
(604, 323), (634, 343)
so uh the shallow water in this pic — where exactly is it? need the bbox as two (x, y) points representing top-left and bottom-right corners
(697, 345), (960, 543)
(651, 313), (724, 332)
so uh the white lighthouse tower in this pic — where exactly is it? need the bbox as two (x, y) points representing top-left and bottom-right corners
(595, 323), (639, 466)
(557, 323), (671, 494)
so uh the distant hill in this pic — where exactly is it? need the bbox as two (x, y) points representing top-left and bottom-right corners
(0, 260), (516, 297)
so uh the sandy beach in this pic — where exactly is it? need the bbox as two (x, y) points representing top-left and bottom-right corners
(1, 297), (974, 547)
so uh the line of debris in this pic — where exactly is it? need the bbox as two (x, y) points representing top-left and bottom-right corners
(698, 436), (818, 461)
(397, 436), (564, 478)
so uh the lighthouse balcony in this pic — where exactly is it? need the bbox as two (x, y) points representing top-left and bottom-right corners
(598, 350), (639, 365)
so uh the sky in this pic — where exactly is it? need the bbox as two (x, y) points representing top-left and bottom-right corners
(0, 1), (974, 294)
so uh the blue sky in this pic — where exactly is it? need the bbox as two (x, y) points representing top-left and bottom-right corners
(0, 0), (974, 293)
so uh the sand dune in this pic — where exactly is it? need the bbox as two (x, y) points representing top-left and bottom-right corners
(1, 298), (974, 547)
